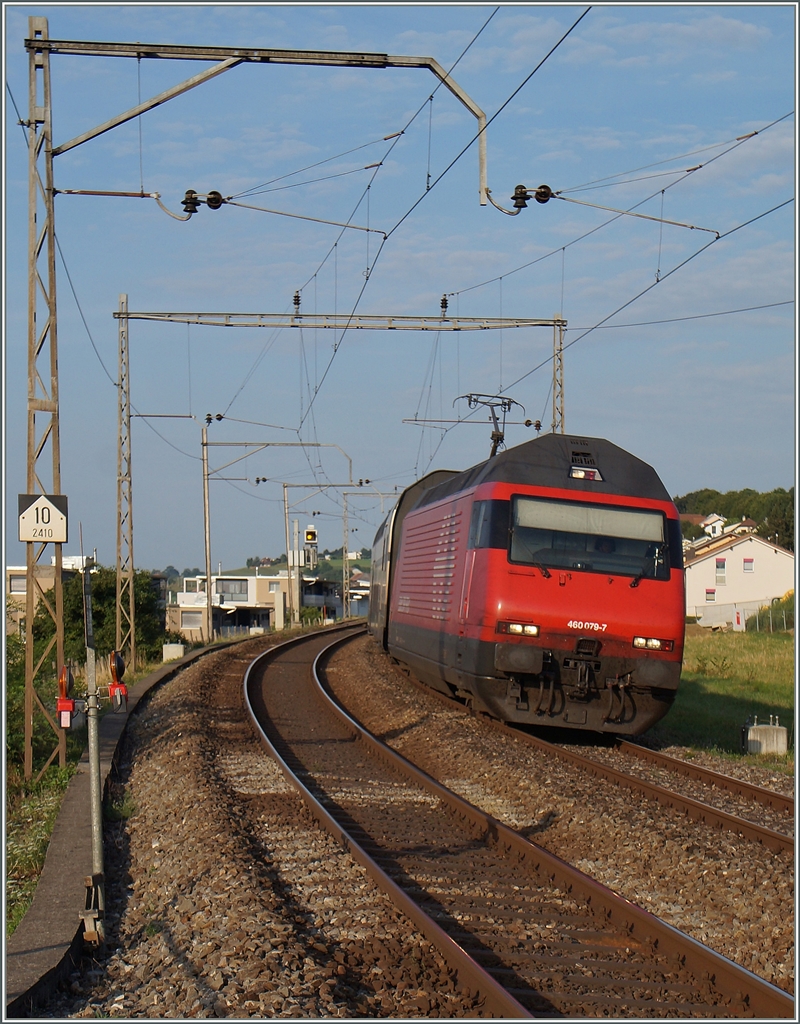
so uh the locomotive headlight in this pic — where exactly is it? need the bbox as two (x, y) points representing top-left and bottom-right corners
(497, 621), (539, 637)
(570, 466), (604, 481)
(633, 635), (674, 652)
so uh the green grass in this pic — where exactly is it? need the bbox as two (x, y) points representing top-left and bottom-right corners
(5, 658), (159, 937)
(647, 629), (794, 772)
(5, 766), (75, 936)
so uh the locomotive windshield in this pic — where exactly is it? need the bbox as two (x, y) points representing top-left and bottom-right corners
(510, 496), (670, 580)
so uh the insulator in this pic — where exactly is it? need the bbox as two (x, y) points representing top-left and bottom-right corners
(206, 190), (223, 210)
(293, 290), (301, 312)
(511, 184), (530, 209)
(440, 294), (448, 315)
(534, 184), (553, 204)
(182, 189), (200, 214)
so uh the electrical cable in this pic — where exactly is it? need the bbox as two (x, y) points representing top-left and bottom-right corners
(558, 112), (793, 194)
(386, 6), (592, 241)
(233, 165), (375, 195)
(500, 198), (794, 394)
(6, 82), (29, 146)
(54, 233), (117, 387)
(450, 111), (792, 298)
(568, 300), (793, 330)
(229, 138), (388, 199)
(297, 6), (571, 430)
(56, 231), (201, 462)
(295, 6), (500, 297)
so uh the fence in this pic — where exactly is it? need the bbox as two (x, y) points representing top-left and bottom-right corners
(688, 597), (792, 632)
(217, 625), (266, 638)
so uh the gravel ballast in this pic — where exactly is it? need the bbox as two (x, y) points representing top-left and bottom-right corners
(36, 639), (485, 1019)
(323, 635), (795, 994)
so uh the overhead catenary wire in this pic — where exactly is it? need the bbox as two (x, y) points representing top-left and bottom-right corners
(415, 199), (793, 464)
(569, 300), (793, 330)
(297, 6), (580, 431)
(500, 198), (794, 395)
(229, 137), (390, 200)
(292, 8), (502, 431)
(557, 113), (792, 194)
(55, 232), (200, 461)
(450, 110), (793, 298)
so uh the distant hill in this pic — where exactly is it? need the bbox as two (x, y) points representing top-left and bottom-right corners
(672, 487), (794, 552)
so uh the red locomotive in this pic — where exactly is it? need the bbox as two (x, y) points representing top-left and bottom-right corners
(369, 434), (685, 734)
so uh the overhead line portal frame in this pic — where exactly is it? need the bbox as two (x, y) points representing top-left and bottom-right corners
(115, 312), (564, 332)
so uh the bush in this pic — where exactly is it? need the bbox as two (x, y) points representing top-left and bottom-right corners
(746, 591), (794, 632)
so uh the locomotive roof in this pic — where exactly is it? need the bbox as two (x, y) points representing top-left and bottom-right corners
(413, 433), (672, 508)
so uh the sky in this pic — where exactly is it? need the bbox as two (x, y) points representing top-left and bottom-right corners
(3, 3), (796, 574)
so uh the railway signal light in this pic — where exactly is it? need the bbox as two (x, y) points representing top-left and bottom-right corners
(57, 665), (76, 728)
(109, 650), (128, 714)
(304, 525), (318, 571)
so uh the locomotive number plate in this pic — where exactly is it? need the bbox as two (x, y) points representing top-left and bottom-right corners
(567, 620), (607, 631)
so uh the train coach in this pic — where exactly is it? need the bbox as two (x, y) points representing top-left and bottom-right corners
(369, 433), (685, 735)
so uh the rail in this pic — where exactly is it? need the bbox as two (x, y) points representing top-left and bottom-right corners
(244, 628), (794, 1018)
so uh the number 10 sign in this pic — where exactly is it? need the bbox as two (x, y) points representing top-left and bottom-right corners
(18, 494), (69, 543)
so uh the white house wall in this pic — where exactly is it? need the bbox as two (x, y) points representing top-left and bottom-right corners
(685, 535), (794, 620)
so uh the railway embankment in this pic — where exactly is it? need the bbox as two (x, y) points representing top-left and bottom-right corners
(10, 637), (482, 1019)
(5, 643), (238, 1017)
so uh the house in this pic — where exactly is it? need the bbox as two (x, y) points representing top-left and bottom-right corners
(166, 569), (353, 642)
(166, 572), (290, 643)
(5, 555), (91, 636)
(683, 533), (795, 626)
(700, 512), (726, 537)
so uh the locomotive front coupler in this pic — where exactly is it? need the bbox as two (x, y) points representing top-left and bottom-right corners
(505, 676), (529, 711)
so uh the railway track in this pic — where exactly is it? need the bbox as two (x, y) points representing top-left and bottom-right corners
(244, 627), (793, 1018)
(524, 736), (793, 855)
(615, 740), (794, 816)
(377, 631), (794, 854)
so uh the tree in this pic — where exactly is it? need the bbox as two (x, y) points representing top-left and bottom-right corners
(33, 564), (169, 666)
(673, 486), (794, 552)
(757, 488), (794, 551)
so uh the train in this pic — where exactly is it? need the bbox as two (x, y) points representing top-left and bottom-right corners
(369, 433), (685, 735)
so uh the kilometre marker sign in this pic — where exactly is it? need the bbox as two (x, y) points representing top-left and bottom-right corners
(18, 494), (69, 543)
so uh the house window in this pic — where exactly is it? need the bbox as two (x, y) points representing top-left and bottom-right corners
(181, 610), (203, 629)
(269, 581), (281, 593)
(743, 558), (754, 573)
(715, 558), (726, 585)
(215, 579), (248, 596)
(9, 576), (26, 593)
(705, 589), (716, 603)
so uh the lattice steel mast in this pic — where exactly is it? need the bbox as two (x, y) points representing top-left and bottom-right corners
(24, 17), (65, 779)
(116, 295), (135, 668)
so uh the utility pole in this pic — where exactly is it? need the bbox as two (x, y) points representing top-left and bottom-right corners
(293, 519), (301, 625)
(24, 17), (65, 780)
(283, 484), (294, 627)
(201, 427), (213, 643)
(342, 496), (350, 620)
(115, 294), (135, 669)
(81, 563), (105, 944)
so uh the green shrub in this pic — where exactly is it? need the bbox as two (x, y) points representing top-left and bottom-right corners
(746, 591), (794, 632)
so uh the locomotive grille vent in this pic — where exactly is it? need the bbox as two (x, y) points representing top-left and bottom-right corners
(571, 450), (597, 466)
(575, 638), (601, 657)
